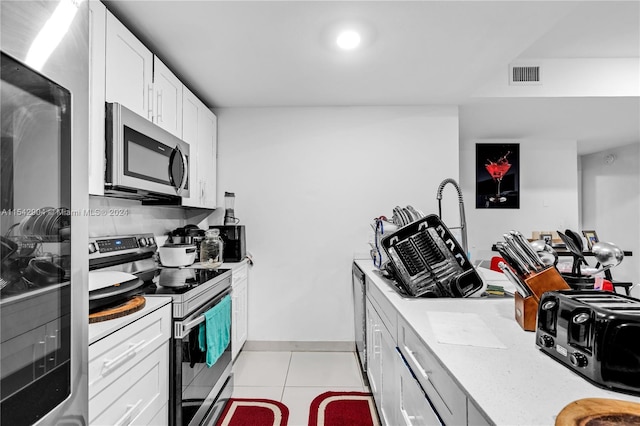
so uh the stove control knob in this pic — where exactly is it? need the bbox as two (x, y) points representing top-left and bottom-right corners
(88, 242), (98, 254)
(570, 352), (588, 368)
(538, 335), (554, 348)
(148, 237), (155, 246)
(139, 237), (147, 247)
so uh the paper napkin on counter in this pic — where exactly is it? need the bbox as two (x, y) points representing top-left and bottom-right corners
(426, 312), (507, 349)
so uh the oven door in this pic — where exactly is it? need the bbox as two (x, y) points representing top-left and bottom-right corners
(173, 288), (233, 426)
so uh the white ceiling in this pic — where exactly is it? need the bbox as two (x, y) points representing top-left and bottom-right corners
(103, 1), (640, 154)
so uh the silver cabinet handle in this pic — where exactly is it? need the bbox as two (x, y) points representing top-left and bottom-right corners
(147, 84), (154, 120)
(102, 340), (146, 375)
(404, 345), (431, 379)
(114, 399), (143, 426)
(400, 407), (417, 426)
(156, 89), (163, 123)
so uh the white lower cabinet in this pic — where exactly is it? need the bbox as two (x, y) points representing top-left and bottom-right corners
(398, 317), (467, 425)
(89, 303), (171, 425)
(397, 352), (442, 426)
(230, 262), (249, 360)
(363, 263), (469, 426)
(366, 296), (397, 426)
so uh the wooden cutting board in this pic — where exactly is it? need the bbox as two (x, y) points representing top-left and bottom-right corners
(556, 398), (640, 426)
(89, 296), (146, 323)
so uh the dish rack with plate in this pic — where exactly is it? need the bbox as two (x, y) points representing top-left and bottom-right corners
(381, 214), (483, 298)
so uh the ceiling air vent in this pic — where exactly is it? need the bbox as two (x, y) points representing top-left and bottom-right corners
(509, 65), (542, 86)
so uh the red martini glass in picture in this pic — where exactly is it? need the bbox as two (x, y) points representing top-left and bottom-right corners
(485, 151), (511, 203)
(476, 143), (520, 209)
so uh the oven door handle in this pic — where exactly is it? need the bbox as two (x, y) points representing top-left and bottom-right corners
(181, 314), (206, 334)
(176, 287), (232, 338)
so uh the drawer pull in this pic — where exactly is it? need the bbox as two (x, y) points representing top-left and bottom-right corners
(404, 345), (431, 379)
(401, 408), (416, 425)
(102, 340), (146, 375)
(114, 399), (143, 426)
(372, 326), (382, 356)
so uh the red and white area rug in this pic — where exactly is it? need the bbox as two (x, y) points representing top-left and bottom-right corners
(308, 391), (379, 426)
(215, 398), (289, 426)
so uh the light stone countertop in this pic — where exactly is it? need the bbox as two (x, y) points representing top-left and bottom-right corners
(88, 296), (172, 345)
(355, 259), (640, 426)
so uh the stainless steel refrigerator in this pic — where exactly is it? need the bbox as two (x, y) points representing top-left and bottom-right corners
(1, 1), (89, 424)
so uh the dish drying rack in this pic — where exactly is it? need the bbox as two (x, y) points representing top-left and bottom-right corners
(380, 215), (482, 298)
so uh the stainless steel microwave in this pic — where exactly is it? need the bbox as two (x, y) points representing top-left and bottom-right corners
(105, 102), (189, 201)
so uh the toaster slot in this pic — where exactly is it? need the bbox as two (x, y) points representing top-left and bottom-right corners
(538, 297), (559, 336)
(568, 309), (592, 353)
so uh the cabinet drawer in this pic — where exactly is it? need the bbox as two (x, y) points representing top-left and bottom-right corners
(89, 304), (171, 397)
(398, 318), (466, 425)
(231, 263), (248, 284)
(90, 340), (169, 425)
(398, 355), (441, 426)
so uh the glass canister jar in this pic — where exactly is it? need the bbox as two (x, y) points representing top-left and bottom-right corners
(200, 229), (224, 268)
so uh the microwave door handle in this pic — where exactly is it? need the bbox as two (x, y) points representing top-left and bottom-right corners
(169, 146), (189, 195)
(177, 147), (188, 195)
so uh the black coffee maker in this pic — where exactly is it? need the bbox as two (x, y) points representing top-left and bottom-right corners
(209, 225), (246, 262)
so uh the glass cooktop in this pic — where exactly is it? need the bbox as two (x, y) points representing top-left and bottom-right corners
(140, 267), (230, 295)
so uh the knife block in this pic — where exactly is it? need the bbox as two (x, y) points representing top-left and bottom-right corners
(515, 267), (571, 332)
(514, 292), (538, 331)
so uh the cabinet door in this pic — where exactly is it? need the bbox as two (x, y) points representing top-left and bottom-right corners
(379, 315), (398, 426)
(398, 354), (442, 426)
(153, 56), (183, 137)
(88, 0), (106, 196)
(198, 106), (217, 209)
(398, 318), (467, 425)
(232, 277), (248, 361)
(181, 87), (201, 207)
(366, 300), (381, 400)
(105, 11), (153, 120)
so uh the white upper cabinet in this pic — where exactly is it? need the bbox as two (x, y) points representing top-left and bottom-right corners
(105, 11), (153, 120)
(89, 0), (106, 196)
(181, 86), (217, 209)
(90, 6), (216, 205)
(181, 87), (200, 207)
(198, 105), (217, 209)
(152, 57), (183, 137)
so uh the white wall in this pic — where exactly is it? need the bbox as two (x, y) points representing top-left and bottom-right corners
(459, 137), (580, 263)
(580, 143), (640, 294)
(215, 106), (460, 344)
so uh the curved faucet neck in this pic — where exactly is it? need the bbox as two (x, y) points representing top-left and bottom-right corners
(436, 178), (468, 255)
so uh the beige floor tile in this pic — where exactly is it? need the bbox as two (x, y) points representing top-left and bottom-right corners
(232, 351), (292, 387)
(285, 352), (364, 387)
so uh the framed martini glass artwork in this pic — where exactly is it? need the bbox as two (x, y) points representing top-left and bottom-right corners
(476, 143), (520, 209)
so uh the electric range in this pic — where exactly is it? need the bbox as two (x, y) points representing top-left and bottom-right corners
(88, 233), (234, 426)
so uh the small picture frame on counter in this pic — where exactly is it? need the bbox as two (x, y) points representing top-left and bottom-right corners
(582, 230), (599, 250)
(540, 233), (553, 245)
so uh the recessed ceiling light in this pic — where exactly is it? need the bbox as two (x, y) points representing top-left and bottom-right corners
(336, 30), (361, 50)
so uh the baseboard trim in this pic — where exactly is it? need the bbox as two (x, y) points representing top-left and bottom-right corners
(243, 341), (355, 352)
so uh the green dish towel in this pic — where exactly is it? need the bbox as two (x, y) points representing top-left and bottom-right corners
(198, 294), (231, 367)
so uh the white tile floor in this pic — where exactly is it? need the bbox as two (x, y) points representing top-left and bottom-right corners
(231, 351), (369, 426)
